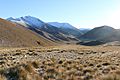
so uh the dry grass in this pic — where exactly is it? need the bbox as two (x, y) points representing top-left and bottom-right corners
(99, 73), (120, 80)
(0, 75), (6, 80)
(1, 45), (120, 80)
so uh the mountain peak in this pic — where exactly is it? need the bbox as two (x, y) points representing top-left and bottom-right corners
(95, 25), (114, 29)
(48, 22), (77, 29)
(7, 16), (44, 28)
(7, 17), (15, 20)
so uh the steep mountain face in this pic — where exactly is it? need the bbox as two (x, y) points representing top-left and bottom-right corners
(0, 18), (54, 47)
(7, 16), (79, 42)
(48, 22), (83, 37)
(79, 26), (117, 41)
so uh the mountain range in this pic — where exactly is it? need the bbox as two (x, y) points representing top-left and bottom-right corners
(7, 16), (83, 43)
(48, 22), (83, 37)
(0, 15), (119, 47)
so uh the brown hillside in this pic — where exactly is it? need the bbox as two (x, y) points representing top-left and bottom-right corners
(0, 18), (54, 47)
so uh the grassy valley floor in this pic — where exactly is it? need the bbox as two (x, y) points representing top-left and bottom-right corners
(0, 45), (120, 80)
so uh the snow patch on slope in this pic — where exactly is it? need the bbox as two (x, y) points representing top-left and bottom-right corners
(7, 16), (45, 28)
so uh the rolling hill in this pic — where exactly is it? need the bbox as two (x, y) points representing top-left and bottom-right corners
(0, 18), (54, 47)
(78, 25), (120, 45)
(79, 26), (116, 41)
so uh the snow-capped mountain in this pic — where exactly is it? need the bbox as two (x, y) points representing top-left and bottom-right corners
(7, 16), (44, 28)
(48, 22), (83, 37)
(7, 16), (79, 42)
(48, 22), (77, 29)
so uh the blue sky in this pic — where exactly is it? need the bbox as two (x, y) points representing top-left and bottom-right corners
(0, 0), (120, 29)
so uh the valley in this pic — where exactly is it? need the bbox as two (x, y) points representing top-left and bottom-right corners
(1, 0), (120, 80)
(0, 16), (120, 80)
(0, 45), (120, 80)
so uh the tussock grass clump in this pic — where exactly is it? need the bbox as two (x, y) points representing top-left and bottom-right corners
(18, 63), (42, 80)
(32, 61), (39, 68)
(0, 75), (6, 80)
(18, 66), (28, 80)
(25, 64), (34, 73)
(100, 74), (120, 80)
(83, 67), (94, 74)
(2, 63), (42, 80)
